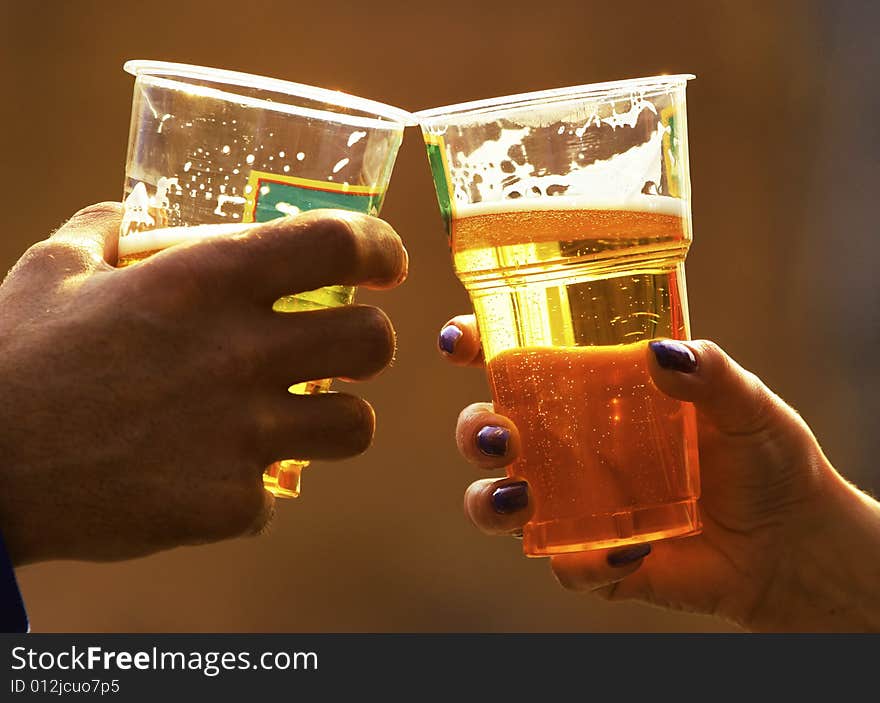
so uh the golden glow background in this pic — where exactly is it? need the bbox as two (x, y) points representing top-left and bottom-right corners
(1, 0), (877, 632)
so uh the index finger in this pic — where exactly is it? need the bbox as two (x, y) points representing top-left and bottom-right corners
(141, 209), (408, 305)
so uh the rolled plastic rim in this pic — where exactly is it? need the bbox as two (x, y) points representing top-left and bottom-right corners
(124, 59), (416, 130)
(414, 74), (695, 123)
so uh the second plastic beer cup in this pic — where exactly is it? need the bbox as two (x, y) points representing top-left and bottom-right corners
(417, 75), (702, 555)
(120, 60), (412, 498)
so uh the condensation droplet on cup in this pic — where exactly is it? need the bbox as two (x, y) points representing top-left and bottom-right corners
(222, 145), (231, 154)
(332, 158), (349, 174)
(183, 162), (192, 172)
(246, 154), (255, 164)
(296, 152), (305, 161)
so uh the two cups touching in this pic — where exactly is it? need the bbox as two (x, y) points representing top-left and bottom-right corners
(121, 61), (700, 557)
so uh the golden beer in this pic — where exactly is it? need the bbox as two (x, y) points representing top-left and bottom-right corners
(453, 199), (701, 555)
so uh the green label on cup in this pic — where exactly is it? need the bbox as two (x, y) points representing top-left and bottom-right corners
(660, 106), (682, 198)
(242, 171), (385, 310)
(424, 136), (453, 237)
(242, 170), (384, 223)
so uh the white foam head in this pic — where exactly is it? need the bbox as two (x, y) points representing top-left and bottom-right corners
(453, 195), (688, 218)
(455, 194), (686, 219)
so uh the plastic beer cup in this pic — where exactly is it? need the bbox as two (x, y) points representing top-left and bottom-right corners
(417, 75), (702, 555)
(120, 60), (412, 498)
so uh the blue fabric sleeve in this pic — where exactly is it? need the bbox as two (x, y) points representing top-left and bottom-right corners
(0, 528), (29, 633)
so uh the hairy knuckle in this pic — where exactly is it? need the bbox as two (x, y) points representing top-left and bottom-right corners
(70, 201), (123, 224)
(33, 239), (78, 260)
(17, 239), (91, 276)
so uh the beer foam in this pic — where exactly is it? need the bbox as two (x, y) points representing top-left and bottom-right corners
(454, 193), (685, 219)
(117, 222), (260, 258)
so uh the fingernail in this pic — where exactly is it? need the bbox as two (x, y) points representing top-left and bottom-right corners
(492, 481), (529, 514)
(607, 543), (652, 567)
(476, 425), (510, 457)
(439, 325), (462, 354)
(649, 340), (697, 373)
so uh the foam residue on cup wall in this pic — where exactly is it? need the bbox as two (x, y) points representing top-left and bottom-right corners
(437, 92), (686, 215)
(125, 109), (317, 225)
(122, 76), (400, 234)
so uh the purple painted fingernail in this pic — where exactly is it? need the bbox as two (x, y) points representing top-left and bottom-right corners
(492, 481), (529, 514)
(476, 425), (509, 457)
(439, 325), (462, 354)
(649, 340), (697, 373)
(607, 543), (652, 567)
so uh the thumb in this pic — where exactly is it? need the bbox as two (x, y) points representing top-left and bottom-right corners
(51, 201), (123, 266)
(646, 339), (805, 438)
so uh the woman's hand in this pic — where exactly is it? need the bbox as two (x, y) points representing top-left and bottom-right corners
(440, 315), (880, 632)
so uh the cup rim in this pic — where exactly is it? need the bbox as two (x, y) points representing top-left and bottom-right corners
(124, 60), (417, 130)
(414, 74), (695, 123)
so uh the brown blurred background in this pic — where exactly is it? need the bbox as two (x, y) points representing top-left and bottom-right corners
(1, 0), (877, 632)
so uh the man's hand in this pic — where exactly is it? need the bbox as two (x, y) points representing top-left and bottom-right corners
(0, 203), (408, 565)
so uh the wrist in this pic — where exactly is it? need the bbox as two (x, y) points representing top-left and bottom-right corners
(781, 470), (880, 631)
